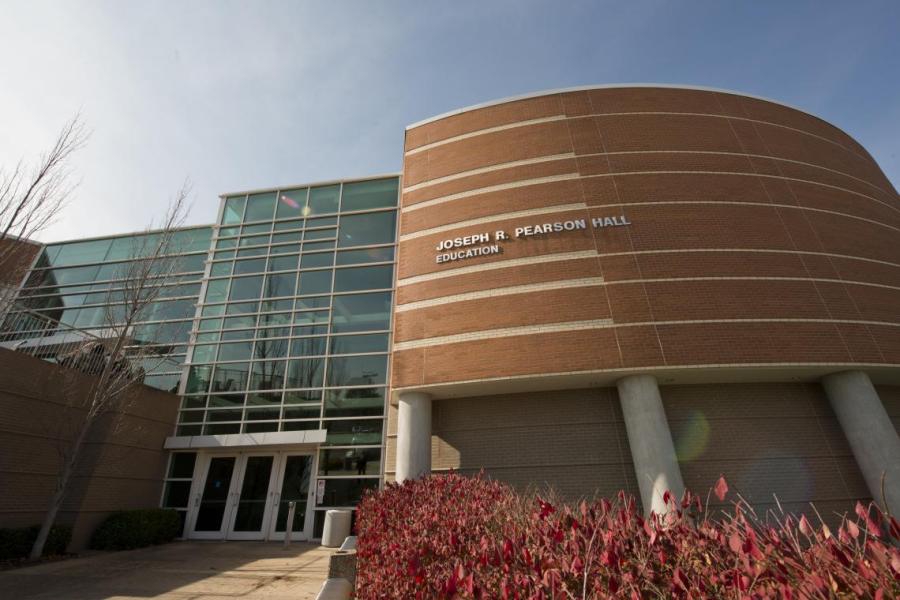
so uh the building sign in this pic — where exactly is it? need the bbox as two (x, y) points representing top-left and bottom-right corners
(434, 215), (631, 264)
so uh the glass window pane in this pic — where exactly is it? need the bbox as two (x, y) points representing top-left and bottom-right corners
(245, 407), (280, 421)
(318, 448), (380, 476)
(276, 189), (307, 220)
(323, 419), (382, 446)
(218, 341), (254, 362)
(220, 226), (240, 237)
(204, 423), (241, 435)
(274, 219), (303, 231)
(327, 355), (388, 387)
(223, 315), (256, 329)
(163, 481), (193, 508)
(229, 276), (264, 301)
(171, 228), (214, 253)
(283, 405), (320, 420)
(209, 393), (245, 407)
(191, 344), (218, 363)
(222, 196), (246, 225)
(337, 212), (396, 248)
(270, 243), (301, 255)
(335, 247), (394, 266)
(214, 249), (236, 260)
(285, 358), (325, 389)
(168, 452), (197, 478)
(263, 273), (297, 298)
(49, 239), (112, 266)
(295, 296), (330, 311)
(205, 279), (230, 303)
(300, 252), (333, 269)
(209, 262), (232, 277)
(290, 336), (327, 357)
(272, 232), (302, 244)
(247, 392), (282, 406)
(244, 422), (279, 433)
(302, 240), (335, 251)
(257, 312), (292, 328)
(308, 185), (340, 216)
(307, 216), (337, 228)
(186, 366), (212, 393)
(284, 389), (322, 404)
(254, 337), (289, 360)
(341, 178), (398, 211)
(268, 255), (298, 272)
(225, 301), (258, 315)
(222, 328), (255, 341)
(244, 192), (276, 222)
(211, 363), (249, 393)
(239, 234), (270, 247)
(207, 409), (242, 422)
(320, 478), (379, 506)
(293, 310), (329, 326)
(330, 292), (391, 333)
(303, 228), (335, 241)
(333, 265), (393, 292)
(261, 299), (294, 312)
(297, 271), (332, 295)
(233, 258), (267, 275)
(250, 360), (286, 391)
(330, 333), (389, 354)
(242, 223), (272, 235)
(237, 247), (267, 258)
(324, 388), (385, 418)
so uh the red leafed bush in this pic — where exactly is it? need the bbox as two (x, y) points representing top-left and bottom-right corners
(355, 474), (900, 599)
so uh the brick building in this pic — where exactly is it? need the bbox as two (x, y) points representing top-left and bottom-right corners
(2, 85), (898, 541)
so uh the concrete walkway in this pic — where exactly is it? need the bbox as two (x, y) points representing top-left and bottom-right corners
(0, 541), (333, 600)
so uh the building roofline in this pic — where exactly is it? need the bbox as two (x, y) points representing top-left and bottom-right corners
(405, 83), (837, 131)
(44, 222), (215, 247)
(220, 172), (402, 199)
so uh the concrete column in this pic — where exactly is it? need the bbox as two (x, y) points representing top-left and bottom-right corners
(395, 392), (432, 482)
(821, 370), (900, 517)
(617, 374), (685, 516)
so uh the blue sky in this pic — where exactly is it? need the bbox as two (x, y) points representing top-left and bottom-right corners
(1, 0), (898, 242)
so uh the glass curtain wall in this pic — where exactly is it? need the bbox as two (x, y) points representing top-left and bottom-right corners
(2, 227), (213, 392)
(173, 176), (398, 533)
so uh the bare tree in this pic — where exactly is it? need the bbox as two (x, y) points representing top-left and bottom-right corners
(29, 184), (191, 559)
(0, 116), (88, 311)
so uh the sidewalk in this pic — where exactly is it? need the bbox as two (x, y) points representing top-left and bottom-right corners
(0, 541), (332, 600)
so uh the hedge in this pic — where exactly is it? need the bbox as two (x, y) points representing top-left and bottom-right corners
(0, 524), (72, 560)
(90, 508), (181, 551)
(356, 473), (900, 599)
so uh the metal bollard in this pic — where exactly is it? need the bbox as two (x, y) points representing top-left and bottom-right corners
(283, 501), (296, 548)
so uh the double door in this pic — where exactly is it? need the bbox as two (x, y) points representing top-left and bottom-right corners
(187, 451), (315, 541)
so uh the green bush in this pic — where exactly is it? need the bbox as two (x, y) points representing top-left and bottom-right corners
(90, 509), (181, 551)
(0, 524), (72, 560)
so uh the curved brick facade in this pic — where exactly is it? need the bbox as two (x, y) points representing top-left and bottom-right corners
(393, 86), (900, 394)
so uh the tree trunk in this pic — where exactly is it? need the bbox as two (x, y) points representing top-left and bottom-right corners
(29, 419), (91, 560)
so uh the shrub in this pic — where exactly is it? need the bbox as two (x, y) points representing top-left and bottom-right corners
(356, 474), (900, 599)
(0, 524), (72, 560)
(90, 508), (181, 551)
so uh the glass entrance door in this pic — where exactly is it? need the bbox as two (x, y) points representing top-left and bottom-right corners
(187, 451), (316, 541)
(190, 455), (239, 539)
(226, 454), (277, 540)
(269, 454), (315, 540)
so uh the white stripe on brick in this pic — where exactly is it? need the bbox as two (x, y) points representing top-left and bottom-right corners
(393, 319), (615, 351)
(399, 203), (587, 241)
(402, 173), (581, 213)
(405, 115), (567, 155)
(397, 250), (599, 286)
(402, 153), (576, 193)
(396, 277), (604, 311)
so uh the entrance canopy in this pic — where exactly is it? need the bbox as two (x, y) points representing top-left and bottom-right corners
(164, 430), (326, 450)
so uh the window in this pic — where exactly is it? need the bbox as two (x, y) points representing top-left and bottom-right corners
(297, 271), (332, 295)
(276, 189), (307, 220)
(318, 448), (380, 476)
(233, 258), (267, 275)
(211, 363), (249, 393)
(331, 292), (391, 333)
(335, 247), (394, 266)
(218, 341), (253, 362)
(286, 358), (325, 389)
(337, 212), (396, 247)
(244, 192), (277, 222)
(290, 336), (327, 357)
(327, 355), (388, 387)
(300, 252), (333, 269)
(222, 196), (245, 225)
(323, 419), (382, 446)
(263, 273), (297, 298)
(308, 185), (340, 215)
(205, 279), (230, 303)
(250, 361), (287, 391)
(330, 333), (389, 354)
(333, 265), (393, 292)
(341, 179), (398, 211)
(229, 276), (264, 301)
(324, 388), (385, 417)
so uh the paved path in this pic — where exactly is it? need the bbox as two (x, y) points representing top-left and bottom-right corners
(0, 541), (333, 600)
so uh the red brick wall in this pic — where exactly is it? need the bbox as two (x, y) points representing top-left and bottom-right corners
(393, 87), (900, 389)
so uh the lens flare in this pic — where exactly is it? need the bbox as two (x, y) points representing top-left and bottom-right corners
(675, 410), (710, 462)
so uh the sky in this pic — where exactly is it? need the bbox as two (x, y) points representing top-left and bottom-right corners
(1, 0), (898, 243)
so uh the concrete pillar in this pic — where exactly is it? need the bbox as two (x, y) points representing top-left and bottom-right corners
(396, 392), (432, 482)
(821, 370), (900, 517)
(617, 374), (686, 515)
